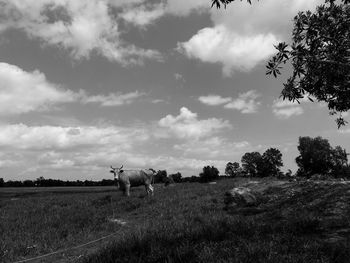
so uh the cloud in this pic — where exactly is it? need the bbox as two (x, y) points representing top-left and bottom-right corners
(158, 107), (231, 140)
(272, 98), (309, 119)
(0, 62), (148, 114)
(0, 62), (76, 115)
(120, 3), (165, 27)
(81, 91), (145, 106)
(198, 91), (261, 113)
(179, 0), (320, 76)
(0, 0), (161, 64)
(0, 123), (149, 150)
(178, 25), (278, 76)
(198, 95), (232, 106)
(224, 90), (261, 113)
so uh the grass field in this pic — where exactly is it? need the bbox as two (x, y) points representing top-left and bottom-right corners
(1, 178), (350, 263)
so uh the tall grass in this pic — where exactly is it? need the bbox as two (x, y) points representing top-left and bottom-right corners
(1, 179), (349, 263)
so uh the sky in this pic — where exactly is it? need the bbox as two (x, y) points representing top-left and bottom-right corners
(0, 0), (349, 181)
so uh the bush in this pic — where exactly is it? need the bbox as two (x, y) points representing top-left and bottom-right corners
(199, 166), (219, 183)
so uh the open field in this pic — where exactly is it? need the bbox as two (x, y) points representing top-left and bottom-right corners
(1, 178), (350, 263)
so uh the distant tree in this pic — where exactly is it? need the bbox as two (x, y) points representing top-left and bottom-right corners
(225, 162), (241, 177)
(330, 145), (350, 177)
(190, 175), (199, 182)
(200, 166), (219, 182)
(295, 136), (350, 178)
(0, 178), (4, 187)
(35, 176), (45, 187)
(241, 152), (263, 177)
(212, 0), (350, 127)
(261, 148), (283, 177)
(164, 176), (175, 186)
(23, 180), (35, 187)
(296, 136), (334, 177)
(169, 172), (182, 183)
(5, 180), (23, 187)
(154, 170), (167, 184)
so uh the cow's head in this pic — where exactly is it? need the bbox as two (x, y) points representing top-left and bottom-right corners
(110, 165), (123, 178)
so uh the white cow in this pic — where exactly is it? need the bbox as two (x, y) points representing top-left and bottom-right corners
(110, 165), (155, 196)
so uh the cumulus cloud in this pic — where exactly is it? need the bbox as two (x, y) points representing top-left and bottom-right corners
(0, 0), (161, 64)
(158, 107), (231, 140)
(224, 90), (261, 113)
(272, 98), (310, 119)
(178, 25), (278, 76)
(198, 95), (232, 106)
(0, 62), (147, 114)
(120, 3), (165, 27)
(198, 91), (261, 113)
(179, 0), (320, 76)
(81, 91), (145, 106)
(0, 123), (149, 150)
(0, 62), (76, 115)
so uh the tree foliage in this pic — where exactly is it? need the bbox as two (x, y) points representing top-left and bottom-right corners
(211, 0), (254, 9)
(241, 148), (283, 177)
(200, 166), (220, 182)
(213, 0), (350, 127)
(241, 152), (263, 177)
(225, 162), (241, 177)
(169, 172), (182, 183)
(296, 136), (350, 177)
(154, 170), (168, 184)
(267, 0), (350, 127)
(261, 148), (283, 177)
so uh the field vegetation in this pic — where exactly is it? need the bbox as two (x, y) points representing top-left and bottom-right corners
(1, 178), (350, 263)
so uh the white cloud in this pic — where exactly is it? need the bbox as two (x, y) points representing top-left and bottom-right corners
(0, 62), (148, 114)
(178, 25), (278, 76)
(224, 90), (261, 113)
(273, 107), (303, 119)
(0, 62), (76, 115)
(158, 107), (231, 140)
(0, 0), (161, 64)
(198, 95), (232, 106)
(0, 124), (149, 150)
(120, 3), (165, 27)
(81, 91), (145, 106)
(272, 98), (310, 119)
(210, 0), (320, 36)
(179, 0), (321, 76)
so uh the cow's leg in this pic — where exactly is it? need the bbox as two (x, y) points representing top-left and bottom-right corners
(146, 184), (154, 196)
(125, 184), (130, 196)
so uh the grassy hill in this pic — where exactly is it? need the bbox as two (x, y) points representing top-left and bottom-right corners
(1, 178), (349, 262)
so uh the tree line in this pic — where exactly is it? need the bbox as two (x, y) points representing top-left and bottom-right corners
(0, 171), (184, 188)
(224, 136), (350, 179)
(1, 135), (349, 187)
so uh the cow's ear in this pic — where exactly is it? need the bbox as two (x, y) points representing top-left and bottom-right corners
(120, 170), (124, 173)
(110, 170), (114, 173)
